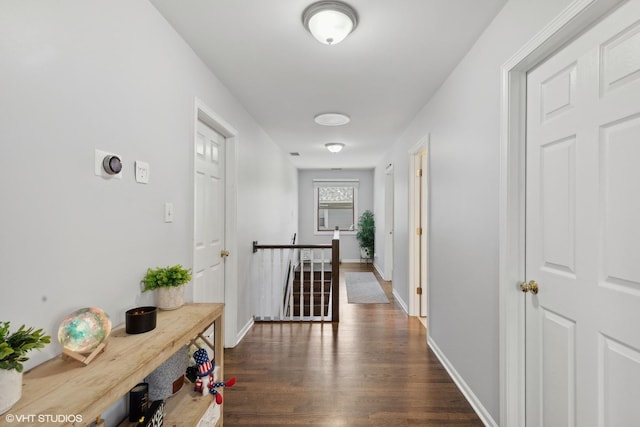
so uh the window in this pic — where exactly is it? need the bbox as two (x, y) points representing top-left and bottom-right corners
(313, 180), (359, 234)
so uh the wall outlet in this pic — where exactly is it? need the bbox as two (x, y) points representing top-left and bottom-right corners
(135, 161), (150, 184)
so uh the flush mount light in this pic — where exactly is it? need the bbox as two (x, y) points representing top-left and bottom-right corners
(302, 1), (358, 45)
(325, 143), (345, 153)
(314, 112), (351, 126)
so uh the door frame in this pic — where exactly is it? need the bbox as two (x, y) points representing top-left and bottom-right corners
(194, 97), (238, 348)
(383, 163), (394, 281)
(408, 134), (430, 319)
(498, 0), (626, 425)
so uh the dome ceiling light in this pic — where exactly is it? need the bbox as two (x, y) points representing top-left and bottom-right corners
(314, 112), (351, 126)
(302, 1), (358, 45)
(325, 143), (345, 153)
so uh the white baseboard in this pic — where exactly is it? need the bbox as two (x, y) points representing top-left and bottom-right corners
(229, 317), (254, 348)
(373, 262), (385, 279)
(427, 336), (498, 427)
(341, 258), (369, 264)
(393, 288), (408, 314)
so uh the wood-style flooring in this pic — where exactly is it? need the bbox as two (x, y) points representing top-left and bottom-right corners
(223, 264), (483, 426)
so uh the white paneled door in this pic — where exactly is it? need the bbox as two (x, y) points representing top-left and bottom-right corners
(525, 2), (640, 426)
(194, 120), (225, 303)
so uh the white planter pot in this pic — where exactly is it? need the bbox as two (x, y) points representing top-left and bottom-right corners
(157, 285), (185, 310)
(0, 369), (22, 415)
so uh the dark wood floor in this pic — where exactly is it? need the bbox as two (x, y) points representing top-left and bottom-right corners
(223, 264), (483, 426)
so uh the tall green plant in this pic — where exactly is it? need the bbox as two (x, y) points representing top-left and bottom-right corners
(0, 322), (51, 372)
(356, 210), (375, 258)
(141, 264), (192, 291)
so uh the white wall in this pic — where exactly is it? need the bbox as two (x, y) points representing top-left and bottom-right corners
(0, 0), (297, 372)
(374, 0), (573, 423)
(298, 169), (374, 261)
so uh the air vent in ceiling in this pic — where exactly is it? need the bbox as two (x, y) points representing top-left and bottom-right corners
(289, 152), (300, 156)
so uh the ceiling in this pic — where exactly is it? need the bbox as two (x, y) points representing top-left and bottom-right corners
(150, 0), (507, 169)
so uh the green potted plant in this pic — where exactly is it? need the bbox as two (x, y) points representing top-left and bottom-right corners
(142, 264), (192, 310)
(356, 210), (375, 259)
(0, 322), (51, 414)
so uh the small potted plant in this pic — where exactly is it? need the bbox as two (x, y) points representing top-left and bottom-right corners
(356, 210), (375, 259)
(141, 264), (192, 310)
(0, 322), (51, 414)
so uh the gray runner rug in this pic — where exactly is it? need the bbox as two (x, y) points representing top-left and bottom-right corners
(345, 272), (389, 304)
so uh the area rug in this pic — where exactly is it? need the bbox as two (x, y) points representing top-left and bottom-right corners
(345, 272), (389, 304)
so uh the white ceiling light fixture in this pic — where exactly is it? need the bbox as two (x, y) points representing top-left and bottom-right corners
(325, 143), (345, 153)
(314, 112), (351, 126)
(302, 1), (358, 45)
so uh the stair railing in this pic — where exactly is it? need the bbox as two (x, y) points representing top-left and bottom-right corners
(252, 230), (340, 322)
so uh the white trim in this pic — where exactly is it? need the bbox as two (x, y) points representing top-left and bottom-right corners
(229, 317), (255, 348)
(341, 258), (365, 264)
(392, 287), (408, 314)
(408, 134), (429, 318)
(383, 165), (394, 281)
(373, 261), (385, 279)
(312, 179), (360, 185)
(316, 231), (357, 236)
(428, 336), (498, 427)
(194, 97), (239, 349)
(498, 1), (625, 425)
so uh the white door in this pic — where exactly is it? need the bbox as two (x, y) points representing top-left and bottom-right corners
(193, 120), (225, 303)
(525, 2), (640, 426)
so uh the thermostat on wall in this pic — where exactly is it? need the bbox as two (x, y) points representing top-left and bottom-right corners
(102, 155), (122, 175)
(95, 149), (123, 179)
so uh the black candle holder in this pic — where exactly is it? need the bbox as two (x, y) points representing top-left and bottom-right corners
(126, 306), (157, 334)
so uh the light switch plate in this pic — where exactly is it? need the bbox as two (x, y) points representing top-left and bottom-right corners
(164, 202), (174, 223)
(135, 161), (150, 184)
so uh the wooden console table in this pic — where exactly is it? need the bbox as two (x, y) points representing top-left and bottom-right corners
(8, 303), (225, 426)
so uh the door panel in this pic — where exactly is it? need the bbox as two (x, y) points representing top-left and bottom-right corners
(600, 22), (640, 94)
(599, 335), (640, 426)
(541, 63), (576, 121)
(540, 136), (576, 276)
(525, 2), (640, 426)
(601, 116), (640, 288)
(194, 120), (225, 303)
(541, 309), (576, 427)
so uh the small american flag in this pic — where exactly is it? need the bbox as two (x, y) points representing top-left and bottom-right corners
(198, 360), (213, 376)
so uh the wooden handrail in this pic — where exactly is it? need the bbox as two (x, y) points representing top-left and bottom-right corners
(253, 242), (332, 252)
(253, 229), (340, 252)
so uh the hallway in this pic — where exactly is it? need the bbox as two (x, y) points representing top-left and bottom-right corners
(224, 264), (483, 426)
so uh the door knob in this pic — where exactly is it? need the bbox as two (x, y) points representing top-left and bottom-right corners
(520, 280), (539, 295)
(220, 250), (230, 258)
